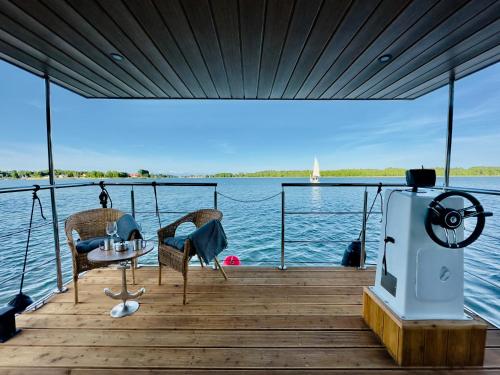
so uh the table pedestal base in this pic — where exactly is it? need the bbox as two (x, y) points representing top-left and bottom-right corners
(104, 261), (145, 318)
(110, 301), (139, 318)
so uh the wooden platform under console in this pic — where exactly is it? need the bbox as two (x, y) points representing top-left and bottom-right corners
(363, 286), (489, 366)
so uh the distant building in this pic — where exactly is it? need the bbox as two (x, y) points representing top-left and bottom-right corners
(129, 173), (140, 178)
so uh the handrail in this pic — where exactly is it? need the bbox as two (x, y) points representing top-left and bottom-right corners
(0, 180), (217, 194)
(282, 182), (406, 187)
(432, 185), (500, 196)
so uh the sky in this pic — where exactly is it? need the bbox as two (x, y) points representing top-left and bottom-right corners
(0, 60), (499, 175)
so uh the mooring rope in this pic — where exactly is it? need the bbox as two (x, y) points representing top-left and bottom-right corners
(216, 191), (282, 203)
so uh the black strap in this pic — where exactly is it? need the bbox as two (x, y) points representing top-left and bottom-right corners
(99, 181), (113, 208)
(152, 181), (161, 227)
(19, 185), (46, 293)
(357, 183), (383, 240)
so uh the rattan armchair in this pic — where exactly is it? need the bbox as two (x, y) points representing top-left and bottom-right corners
(65, 208), (139, 304)
(157, 209), (228, 304)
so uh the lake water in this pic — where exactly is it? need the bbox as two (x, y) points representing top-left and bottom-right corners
(0, 177), (498, 326)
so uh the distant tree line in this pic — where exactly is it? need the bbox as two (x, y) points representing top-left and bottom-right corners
(0, 169), (173, 179)
(208, 167), (500, 178)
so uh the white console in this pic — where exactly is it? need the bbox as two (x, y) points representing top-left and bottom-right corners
(373, 189), (467, 320)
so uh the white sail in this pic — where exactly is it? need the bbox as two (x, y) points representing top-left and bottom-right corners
(310, 157), (320, 183)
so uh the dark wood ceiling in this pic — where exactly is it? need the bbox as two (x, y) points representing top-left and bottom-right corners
(0, 0), (498, 99)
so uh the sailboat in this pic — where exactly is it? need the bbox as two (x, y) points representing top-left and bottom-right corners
(310, 157), (320, 183)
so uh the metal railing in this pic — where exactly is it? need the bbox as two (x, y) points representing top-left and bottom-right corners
(280, 182), (407, 270)
(0, 180), (217, 307)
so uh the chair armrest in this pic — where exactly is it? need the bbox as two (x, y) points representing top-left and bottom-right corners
(157, 212), (196, 244)
(64, 218), (77, 254)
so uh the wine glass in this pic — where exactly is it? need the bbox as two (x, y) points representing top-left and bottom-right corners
(106, 221), (117, 239)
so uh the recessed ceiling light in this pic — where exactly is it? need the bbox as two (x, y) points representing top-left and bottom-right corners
(110, 53), (124, 62)
(379, 54), (392, 63)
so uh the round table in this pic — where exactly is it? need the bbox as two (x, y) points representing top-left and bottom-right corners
(87, 241), (154, 318)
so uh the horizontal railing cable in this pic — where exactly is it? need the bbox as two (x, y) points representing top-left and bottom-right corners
(216, 191), (282, 203)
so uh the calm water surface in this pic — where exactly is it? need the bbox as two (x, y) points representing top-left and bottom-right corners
(0, 177), (498, 326)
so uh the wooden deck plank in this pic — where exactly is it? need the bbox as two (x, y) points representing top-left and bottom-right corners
(4, 329), (381, 348)
(61, 284), (366, 295)
(36, 302), (363, 316)
(1, 266), (498, 373)
(79, 276), (375, 286)
(16, 313), (369, 330)
(48, 292), (363, 305)
(0, 346), (499, 369)
(2, 369), (500, 375)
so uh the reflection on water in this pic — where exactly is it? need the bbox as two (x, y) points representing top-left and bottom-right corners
(0, 177), (498, 327)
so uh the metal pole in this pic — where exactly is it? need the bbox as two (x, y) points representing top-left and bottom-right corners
(214, 187), (217, 209)
(279, 189), (286, 270)
(444, 74), (455, 187)
(359, 188), (368, 269)
(130, 188), (135, 218)
(45, 75), (66, 293)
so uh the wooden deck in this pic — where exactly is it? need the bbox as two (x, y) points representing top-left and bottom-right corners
(0, 266), (499, 374)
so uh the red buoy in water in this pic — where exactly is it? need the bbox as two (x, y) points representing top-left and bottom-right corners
(223, 255), (241, 266)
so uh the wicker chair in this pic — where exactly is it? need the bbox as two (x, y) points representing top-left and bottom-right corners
(65, 208), (140, 304)
(157, 209), (228, 304)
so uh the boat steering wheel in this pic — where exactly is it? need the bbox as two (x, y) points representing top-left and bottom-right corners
(425, 191), (492, 248)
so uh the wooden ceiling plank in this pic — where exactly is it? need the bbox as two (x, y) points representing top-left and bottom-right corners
(281, 0), (355, 99)
(180, 0), (231, 98)
(270, 0), (322, 99)
(257, 0), (294, 99)
(306, 0), (411, 99)
(66, 0), (172, 97)
(124, 0), (206, 98)
(340, 0), (470, 99)
(387, 31), (500, 99)
(389, 38), (500, 97)
(352, 0), (497, 99)
(102, 0), (194, 98)
(293, 0), (382, 99)
(0, 38), (102, 97)
(154, 0), (219, 98)
(0, 27), (114, 97)
(239, 0), (266, 98)
(8, 0), (141, 97)
(211, 0), (244, 98)
(321, 0), (438, 99)
(399, 47), (500, 99)
(42, 0), (158, 97)
(0, 52), (94, 98)
(0, 6), (122, 98)
(409, 55), (500, 99)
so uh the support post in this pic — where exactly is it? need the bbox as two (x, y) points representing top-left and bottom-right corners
(444, 74), (455, 187)
(214, 187), (217, 209)
(279, 189), (286, 270)
(359, 188), (368, 269)
(45, 76), (65, 293)
(130, 188), (136, 218)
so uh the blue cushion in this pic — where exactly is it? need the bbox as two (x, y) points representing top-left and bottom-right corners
(164, 235), (188, 251)
(75, 236), (109, 254)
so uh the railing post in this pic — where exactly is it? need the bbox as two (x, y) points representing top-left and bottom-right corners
(444, 74), (455, 187)
(279, 189), (286, 270)
(359, 188), (368, 270)
(214, 187), (218, 209)
(45, 75), (66, 293)
(130, 187), (136, 218)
